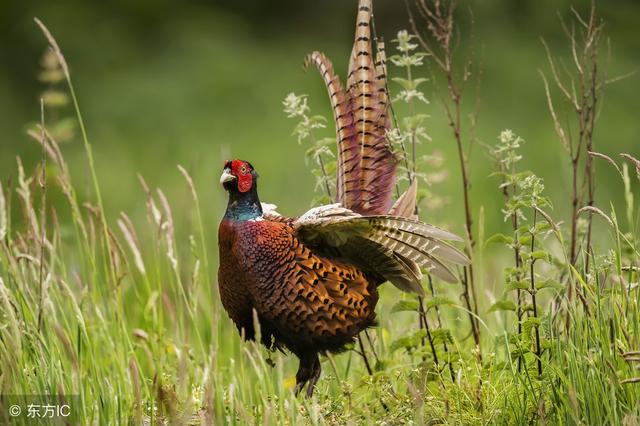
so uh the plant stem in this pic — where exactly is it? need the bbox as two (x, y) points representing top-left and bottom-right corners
(542, 4), (601, 318)
(407, 0), (482, 356)
(317, 153), (333, 200)
(357, 335), (373, 376)
(500, 166), (523, 371)
(37, 99), (46, 332)
(530, 209), (543, 377)
(307, 123), (333, 201)
(418, 302), (439, 367)
(364, 330), (380, 364)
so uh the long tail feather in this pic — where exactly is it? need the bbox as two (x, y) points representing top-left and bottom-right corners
(388, 179), (417, 218)
(373, 39), (392, 134)
(304, 52), (359, 207)
(306, 0), (396, 216)
(346, 0), (396, 215)
(301, 0), (468, 292)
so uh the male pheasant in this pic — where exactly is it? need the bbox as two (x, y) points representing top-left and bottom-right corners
(218, 0), (469, 397)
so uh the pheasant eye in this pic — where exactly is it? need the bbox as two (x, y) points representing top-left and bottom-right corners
(240, 165), (247, 174)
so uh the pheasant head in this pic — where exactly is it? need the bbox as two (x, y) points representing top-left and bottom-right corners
(220, 159), (262, 221)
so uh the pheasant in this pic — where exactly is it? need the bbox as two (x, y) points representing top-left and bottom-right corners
(217, 0), (469, 397)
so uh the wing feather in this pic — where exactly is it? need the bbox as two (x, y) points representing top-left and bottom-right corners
(294, 206), (469, 293)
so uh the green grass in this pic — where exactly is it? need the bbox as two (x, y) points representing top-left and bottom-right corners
(1, 6), (640, 426)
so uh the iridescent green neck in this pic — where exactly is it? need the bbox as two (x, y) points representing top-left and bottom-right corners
(224, 187), (262, 221)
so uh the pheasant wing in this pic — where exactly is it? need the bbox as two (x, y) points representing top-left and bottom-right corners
(294, 205), (470, 294)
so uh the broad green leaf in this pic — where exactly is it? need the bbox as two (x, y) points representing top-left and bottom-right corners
(521, 303), (534, 312)
(430, 328), (453, 345)
(511, 347), (530, 358)
(522, 317), (542, 337)
(405, 114), (429, 130)
(534, 221), (551, 233)
(390, 329), (427, 352)
(488, 299), (517, 312)
(505, 280), (530, 293)
(391, 77), (413, 90)
(374, 360), (389, 372)
(412, 78), (429, 88)
(536, 279), (564, 291)
(508, 333), (522, 345)
(530, 251), (549, 261)
(426, 296), (455, 310)
(489, 171), (511, 180)
(540, 338), (552, 349)
(416, 188), (430, 203)
(316, 137), (336, 147)
(485, 233), (514, 246)
(390, 300), (420, 314)
(324, 161), (337, 174)
(519, 235), (532, 246)
(308, 115), (327, 123)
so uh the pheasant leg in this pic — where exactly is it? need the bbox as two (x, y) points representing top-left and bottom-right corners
(305, 357), (322, 398)
(294, 352), (321, 397)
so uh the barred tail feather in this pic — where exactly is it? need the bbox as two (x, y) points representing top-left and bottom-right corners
(346, 0), (396, 215)
(305, 0), (397, 216)
(301, 1), (467, 292)
(304, 52), (358, 206)
(389, 179), (418, 219)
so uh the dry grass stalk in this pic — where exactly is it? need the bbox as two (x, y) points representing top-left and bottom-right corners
(589, 151), (622, 177)
(541, 2), (604, 280)
(118, 213), (146, 274)
(0, 181), (6, 241)
(157, 188), (178, 272)
(37, 99), (47, 332)
(177, 164), (198, 202)
(35, 17), (117, 286)
(177, 164), (210, 276)
(620, 153), (640, 177)
(138, 174), (163, 234)
(15, 158), (41, 246)
(33, 18), (69, 81)
(0, 277), (22, 358)
(129, 357), (143, 423)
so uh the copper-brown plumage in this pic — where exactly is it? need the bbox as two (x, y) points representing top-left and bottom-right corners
(217, 1), (469, 397)
(219, 218), (378, 350)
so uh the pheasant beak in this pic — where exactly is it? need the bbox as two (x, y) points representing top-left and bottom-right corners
(220, 168), (236, 185)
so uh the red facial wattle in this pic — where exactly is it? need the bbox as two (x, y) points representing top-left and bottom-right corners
(231, 160), (253, 193)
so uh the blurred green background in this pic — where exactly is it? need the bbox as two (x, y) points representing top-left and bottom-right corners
(0, 0), (638, 245)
